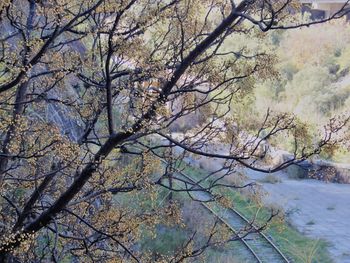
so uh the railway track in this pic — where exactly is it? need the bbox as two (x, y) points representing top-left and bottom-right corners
(160, 159), (290, 263)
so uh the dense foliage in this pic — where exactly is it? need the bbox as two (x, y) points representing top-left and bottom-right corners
(254, 21), (350, 161)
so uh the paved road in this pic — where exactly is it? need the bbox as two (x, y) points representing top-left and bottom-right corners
(260, 173), (350, 263)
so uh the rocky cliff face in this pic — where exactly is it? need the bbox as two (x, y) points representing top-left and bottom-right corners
(46, 99), (83, 142)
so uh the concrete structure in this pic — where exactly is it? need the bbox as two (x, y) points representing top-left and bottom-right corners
(300, 0), (349, 18)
